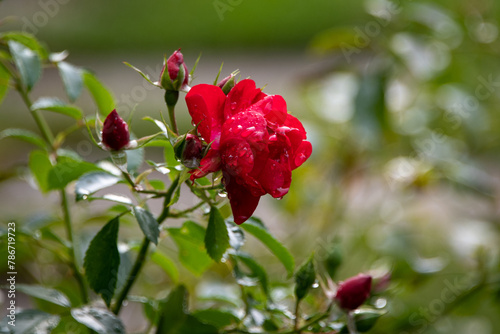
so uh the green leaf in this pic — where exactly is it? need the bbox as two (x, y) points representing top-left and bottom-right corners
(75, 172), (120, 201)
(47, 156), (102, 190)
(168, 221), (212, 276)
(0, 63), (10, 106)
(31, 97), (83, 119)
(126, 145), (144, 172)
(8, 40), (41, 91)
(150, 250), (179, 284)
(133, 206), (159, 245)
(241, 219), (295, 277)
(16, 284), (71, 308)
(177, 315), (219, 334)
(234, 252), (269, 296)
(339, 310), (385, 333)
(83, 71), (115, 116)
(156, 285), (189, 334)
(71, 307), (125, 334)
(83, 217), (120, 306)
(57, 61), (84, 102)
(205, 206), (230, 262)
(28, 150), (52, 193)
(0, 128), (46, 149)
(0, 32), (49, 59)
(294, 254), (316, 301)
(123, 62), (158, 86)
(192, 309), (239, 329)
(0, 309), (60, 333)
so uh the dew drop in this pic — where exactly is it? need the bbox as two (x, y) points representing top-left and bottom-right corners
(234, 125), (243, 134)
(82, 194), (88, 200)
(230, 102), (238, 111)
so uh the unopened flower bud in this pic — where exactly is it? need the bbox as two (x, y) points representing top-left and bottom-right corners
(174, 133), (203, 168)
(335, 274), (372, 310)
(160, 49), (189, 91)
(217, 73), (237, 94)
(102, 110), (130, 151)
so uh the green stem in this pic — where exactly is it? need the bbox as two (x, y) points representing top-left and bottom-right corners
(17, 81), (88, 304)
(112, 236), (149, 315)
(18, 86), (54, 145)
(294, 299), (301, 333)
(167, 104), (178, 135)
(61, 189), (89, 303)
(112, 174), (181, 315)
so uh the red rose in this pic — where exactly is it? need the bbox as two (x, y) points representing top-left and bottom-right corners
(335, 274), (372, 310)
(186, 79), (312, 224)
(102, 109), (130, 151)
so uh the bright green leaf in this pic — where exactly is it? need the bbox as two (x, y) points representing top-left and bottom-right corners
(83, 217), (120, 307)
(339, 310), (386, 333)
(31, 97), (83, 119)
(0, 309), (59, 333)
(241, 219), (295, 277)
(150, 250), (179, 284)
(29, 150), (52, 194)
(57, 61), (84, 102)
(168, 221), (212, 276)
(8, 40), (41, 91)
(16, 284), (71, 308)
(75, 171), (120, 201)
(192, 309), (239, 329)
(83, 71), (115, 116)
(0, 63), (10, 106)
(47, 156), (102, 190)
(126, 145), (144, 172)
(295, 254), (316, 301)
(133, 206), (159, 245)
(205, 206), (230, 262)
(71, 307), (125, 334)
(0, 128), (46, 149)
(0, 32), (49, 59)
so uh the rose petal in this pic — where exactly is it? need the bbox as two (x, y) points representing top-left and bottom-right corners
(249, 95), (288, 127)
(292, 140), (312, 170)
(186, 84), (226, 147)
(224, 79), (263, 118)
(259, 158), (292, 198)
(223, 173), (261, 224)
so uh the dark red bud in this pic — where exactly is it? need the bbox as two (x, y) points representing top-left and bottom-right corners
(335, 274), (372, 310)
(161, 49), (188, 89)
(102, 110), (130, 151)
(174, 134), (203, 169)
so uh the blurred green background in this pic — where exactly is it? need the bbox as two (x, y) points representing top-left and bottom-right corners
(1, 0), (500, 333)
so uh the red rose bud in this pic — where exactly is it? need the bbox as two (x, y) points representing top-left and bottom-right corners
(217, 73), (237, 95)
(174, 133), (204, 169)
(160, 49), (189, 91)
(335, 274), (372, 310)
(102, 110), (130, 151)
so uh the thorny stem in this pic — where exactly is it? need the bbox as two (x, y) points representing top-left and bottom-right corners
(17, 80), (88, 303)
(112, 173), (181, 315)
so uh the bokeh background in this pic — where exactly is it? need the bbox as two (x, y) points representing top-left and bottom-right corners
(1, 0), (500, 333)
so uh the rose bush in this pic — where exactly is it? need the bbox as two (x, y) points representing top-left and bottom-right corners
(186, 79), (312, 224)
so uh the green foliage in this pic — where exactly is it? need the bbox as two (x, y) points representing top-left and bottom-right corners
(8, 40), (41, 91)
(168, 221), (213, 276)
(75, 172), (121, 201)
(47, 155), (102, 190)
(57, 61), (84, 102)
(71, 307), (125, 334)
(294, 254), (316, 301)
(15, 284), (71, 308)
(83, 217), (120, 307)
(0, 310), (60, 333)
(133, 206), (160, 245)
(241, 218), (295, 277)
(205, 206), (230, 262)
(31, 97), (83, 119)
(0, 128), (47, 149)
(0, 62), (10, 105)
(83, 71), (115, 116)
